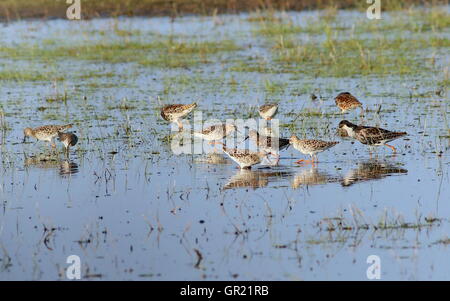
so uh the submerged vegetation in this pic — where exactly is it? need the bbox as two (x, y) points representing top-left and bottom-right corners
(0, 39), (240, 71)
(0, 7), (448, 81)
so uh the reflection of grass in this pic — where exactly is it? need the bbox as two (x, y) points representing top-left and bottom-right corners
(321, 207), (442, 233)
(434, 237), (450, 245)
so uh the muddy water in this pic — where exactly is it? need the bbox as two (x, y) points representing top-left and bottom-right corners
(0, 8), (449, 280)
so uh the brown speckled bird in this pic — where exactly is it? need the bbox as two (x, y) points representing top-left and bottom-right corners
(335, 92), (363, 113)
(160, 103), (197, 131)
(213, 142), (269, 169)
(259, 104), (278, 120)
(23, 124), (73, 148)
(338, 120), (407, 153)
(58, 132), (78, 153)
(289, 135), (339, 164)
(245, 129), (290, 165)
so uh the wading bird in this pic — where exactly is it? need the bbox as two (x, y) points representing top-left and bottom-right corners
(338, 120), (407, 153)
(289, 135), (339, 165)
(23, 124), (73, 148)
(161, 103), (197, 131)
(245, 129), (290, 165)
(335, 92), (363, 114)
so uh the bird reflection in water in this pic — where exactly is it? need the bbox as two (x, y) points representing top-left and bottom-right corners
(223, 169), (292, 190)
(59, 160), (79, 177)
(291, 166), (340, 189)
(341, 160), (407, 187)
(24, 154), (79, 177)
(195, 153), (230, 165)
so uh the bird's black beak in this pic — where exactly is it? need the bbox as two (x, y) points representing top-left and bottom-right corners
(244, 136), (249, 141)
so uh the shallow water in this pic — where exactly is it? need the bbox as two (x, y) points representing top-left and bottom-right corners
(0, 8), (449, 280)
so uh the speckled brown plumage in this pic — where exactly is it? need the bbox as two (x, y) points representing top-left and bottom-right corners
(259, 104), (278, 120)
(246, 129), (289, 164)
(289, 135), (339, 164)
(217, 143), (268, 169)
(248, 130), (290, 151)
(23, 124), (73, 147)
(160, 103), (197, 130)
(338, 120), (407, 152)
(335, 92), (362, 113)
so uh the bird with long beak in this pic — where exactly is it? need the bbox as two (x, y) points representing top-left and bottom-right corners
(244, 129), (290, 165)
(23, 124), (73, 148)
(338, 120), (407, 153)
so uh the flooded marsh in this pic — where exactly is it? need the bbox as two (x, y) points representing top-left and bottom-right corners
(0, 6), (449, 280)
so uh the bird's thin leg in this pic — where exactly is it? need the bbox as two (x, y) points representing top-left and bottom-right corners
(385, 144), (397, 153)
(359, 108), (366, 123)
(176, 119), (183, 131)
(49, 140), (58, 156)
(207, 140), (216, 153)
(295, 158), (313, 165)
(274, 153), (280, 165)
(50, 137), (56, 149)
